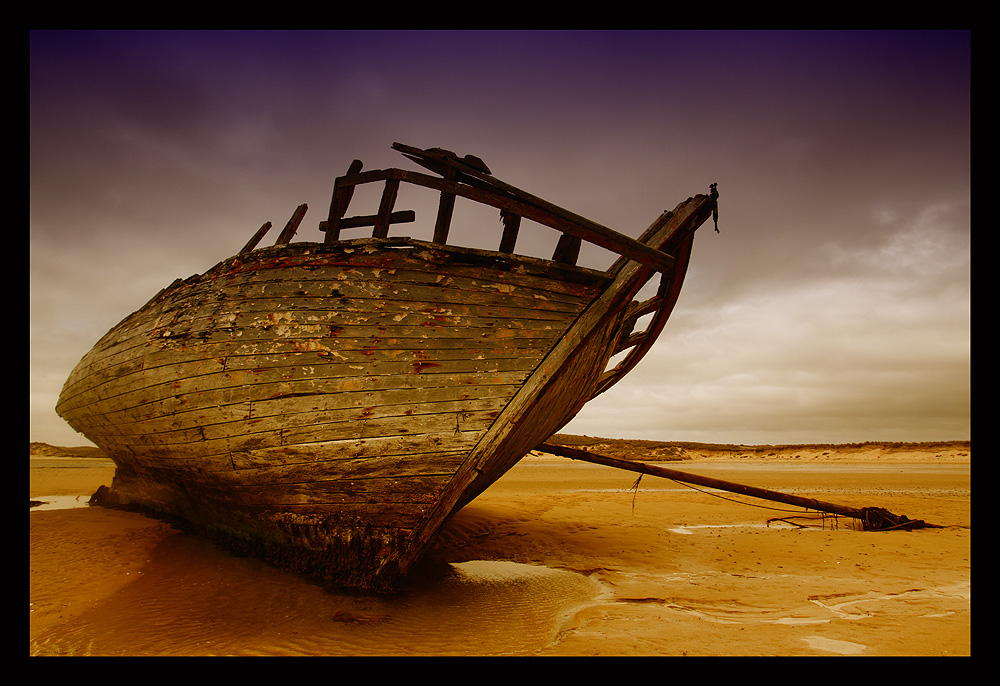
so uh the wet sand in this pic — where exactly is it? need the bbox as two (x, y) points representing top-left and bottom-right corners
(30, 444), (971, 656)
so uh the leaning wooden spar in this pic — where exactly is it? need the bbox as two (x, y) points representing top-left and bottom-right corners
(56, 143), (719, 591)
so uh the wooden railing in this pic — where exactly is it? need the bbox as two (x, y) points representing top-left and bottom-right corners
(307, 143), (678, 273)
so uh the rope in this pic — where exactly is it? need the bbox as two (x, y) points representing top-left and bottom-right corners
(666, 475), (818, 515)
(630, 473), (643, 514)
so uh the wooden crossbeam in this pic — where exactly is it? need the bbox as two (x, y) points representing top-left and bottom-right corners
(319, 211), (415, 233)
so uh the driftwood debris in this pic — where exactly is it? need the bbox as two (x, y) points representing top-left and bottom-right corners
(537, 442), (939, 531)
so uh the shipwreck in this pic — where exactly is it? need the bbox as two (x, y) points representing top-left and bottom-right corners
(56, 142), (720, 590)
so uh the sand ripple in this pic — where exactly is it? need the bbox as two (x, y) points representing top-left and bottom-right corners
(31, 531), (602, 656)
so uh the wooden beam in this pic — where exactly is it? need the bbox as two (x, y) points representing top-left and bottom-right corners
(432, 166), (457, 245)
(552, 234), (582, 265)
(393, 168), (677, 272)
(538, 442), (939, 531)
(391, 142), (676, 272)
(319, 210), (415, 233)
(324, 159), (363, 243)
(320, 156), (691, 271)
(274, 204), (308, 245)
(499, 211), (520, 253)
(374, 178), (400, 239)
(239, 221), (273, 255)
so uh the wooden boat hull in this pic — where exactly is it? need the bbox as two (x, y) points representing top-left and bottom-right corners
(56, 145), (717, 590)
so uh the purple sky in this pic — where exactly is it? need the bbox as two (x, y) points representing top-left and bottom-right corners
(30, 30), (970, 446)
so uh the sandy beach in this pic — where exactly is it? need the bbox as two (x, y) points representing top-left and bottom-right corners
(30, 440), (970, 656)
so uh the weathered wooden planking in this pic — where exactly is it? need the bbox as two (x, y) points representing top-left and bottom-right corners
(88, 406), (502, 455)
(213, 238), (611, 292)
(88, 392), (507, 441)
(59, 359), (534, 429)
(76, 401), (492, 451)
(59, 323), (560, 410)
(60, 371), (530, 433)
(57, 241), (599, 418)
(213, 261), (601, 307)
(91, 431), (485, 489)
(85, 384), (516, 436)
(59, 326), (573, 419)
(101, 473), (449, 528)
(59, 327), (555, 408)
(62, 352), (541, 414)
(58, 239), (605, 382)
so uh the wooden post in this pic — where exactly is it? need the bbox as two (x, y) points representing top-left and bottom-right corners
(239, 221), (273, 254)
(274, 204), (308, 245)
(552, 233), (582, 265)
(324, 211), (415, 231)
(432, 168), (457, 245)
(373, 178), (400, 239)
(325, 159), (363, 243)
(499, 211), (521, 253)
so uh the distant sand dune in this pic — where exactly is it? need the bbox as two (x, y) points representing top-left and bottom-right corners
(33, 436), (971, 463)
(541, 435), (971, 462)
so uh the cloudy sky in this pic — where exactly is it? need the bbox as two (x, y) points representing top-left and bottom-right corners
(30, 30), (970, 446)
